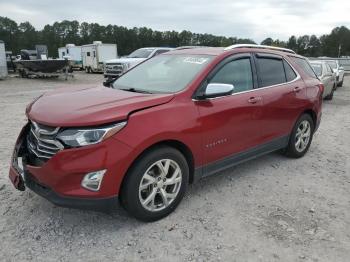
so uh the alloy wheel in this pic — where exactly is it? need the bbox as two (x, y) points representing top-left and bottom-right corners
(138, 159), (182, 212)
(295, 120), (311, 152)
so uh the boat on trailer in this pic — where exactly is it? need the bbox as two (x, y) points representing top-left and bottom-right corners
(14, 47), (73, 80)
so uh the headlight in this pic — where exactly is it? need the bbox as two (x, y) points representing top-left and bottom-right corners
(123, 63), (131, 71)
(57, 122), (127, 147)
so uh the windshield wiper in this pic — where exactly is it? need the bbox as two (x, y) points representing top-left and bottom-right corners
(119, 88), (153, 94)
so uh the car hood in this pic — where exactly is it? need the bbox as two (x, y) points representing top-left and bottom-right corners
(27, 85), (174, 127)
(106, 58), (146, 64)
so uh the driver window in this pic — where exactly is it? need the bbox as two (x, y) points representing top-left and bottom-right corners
(210, 58), (253, 93)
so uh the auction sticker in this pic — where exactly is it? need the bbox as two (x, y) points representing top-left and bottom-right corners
(183, 57), (209, 64)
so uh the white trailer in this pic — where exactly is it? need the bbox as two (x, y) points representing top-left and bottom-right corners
(0, 40), (8, 79)
(58, 44), (83, 69)
(82, 41), (117, 73)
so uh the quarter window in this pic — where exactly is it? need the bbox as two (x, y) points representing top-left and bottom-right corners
(290, 57), (317, 78)
(209, 58), (253, 93)
(257, 58), (286, 87)
(283, 60), (297, 82)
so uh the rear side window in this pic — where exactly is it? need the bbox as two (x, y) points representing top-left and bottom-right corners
(326, 64), (332, 74)
(256, 58), (286, 87)
(210, 58), (253, 93)
(290, 57), (317, 78)
(283, 60), (297, 82)
(311, 64), (322, 76)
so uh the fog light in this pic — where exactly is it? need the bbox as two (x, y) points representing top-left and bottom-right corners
(81, 170), (106, 191)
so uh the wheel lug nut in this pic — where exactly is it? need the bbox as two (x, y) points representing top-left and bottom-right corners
(163, 178), (166, 182)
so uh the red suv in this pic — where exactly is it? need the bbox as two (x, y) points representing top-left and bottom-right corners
(9, 45), (323, 221)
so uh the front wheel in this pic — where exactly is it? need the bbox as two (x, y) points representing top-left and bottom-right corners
(120, 146), (189, 222)
(285, 114), (314, 158)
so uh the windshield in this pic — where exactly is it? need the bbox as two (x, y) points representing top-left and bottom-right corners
(311, 64), (322, 76)
(127, 48), (155, 58)
(326, 61), (337, 69)
(112, 55), (213, 93)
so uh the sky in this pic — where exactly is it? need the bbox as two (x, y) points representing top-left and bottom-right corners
(0, 0), (349, 42)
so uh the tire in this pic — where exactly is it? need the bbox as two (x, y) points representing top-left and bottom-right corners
(337, 79), (343, 87)
(120, 146), (189, 222)
(285, 114), (314, 158)
(85, 67), (89, 73)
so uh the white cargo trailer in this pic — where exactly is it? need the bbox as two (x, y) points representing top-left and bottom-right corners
(82, 41), (117, 73)
(0, 40), (8, 79)
(58, 44), (83, 69)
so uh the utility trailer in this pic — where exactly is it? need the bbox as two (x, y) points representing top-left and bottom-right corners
(58, 44), (83, 70)
(82, 41), (117, 73)
(0, 40), (8, 79)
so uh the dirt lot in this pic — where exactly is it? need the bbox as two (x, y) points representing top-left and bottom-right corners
(0, 72), (349, 262)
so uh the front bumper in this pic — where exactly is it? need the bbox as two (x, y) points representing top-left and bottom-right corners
(9, 166), (118, 211)
(9, 123), (135, 210)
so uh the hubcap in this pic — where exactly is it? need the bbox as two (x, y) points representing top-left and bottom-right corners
(295, 120), (311, 152)
(139, 159), (182, 212)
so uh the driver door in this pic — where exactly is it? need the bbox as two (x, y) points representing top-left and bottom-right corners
(195, 54), (264, 175)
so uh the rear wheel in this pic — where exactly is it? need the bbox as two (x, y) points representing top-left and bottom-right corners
(285, 114), (314, 158)
(338, 79), (343, 87)
(120, 146), (189, 222)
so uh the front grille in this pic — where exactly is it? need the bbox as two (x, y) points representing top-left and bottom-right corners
(105, 63), (124, 75)
(26, 121), (63, 161)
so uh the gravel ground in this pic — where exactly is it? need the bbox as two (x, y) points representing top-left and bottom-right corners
(0, 72), (349, 262)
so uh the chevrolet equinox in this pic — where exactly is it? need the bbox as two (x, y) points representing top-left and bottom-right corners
(9, 45), (323, 221)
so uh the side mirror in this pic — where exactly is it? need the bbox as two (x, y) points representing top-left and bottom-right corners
(204, 83), (234, 98)
(103, 77), (117, 87)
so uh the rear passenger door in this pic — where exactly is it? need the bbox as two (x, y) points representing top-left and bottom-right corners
(253, 53), (306, 144)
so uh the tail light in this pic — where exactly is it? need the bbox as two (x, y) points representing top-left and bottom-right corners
(318, 83), (325, 96)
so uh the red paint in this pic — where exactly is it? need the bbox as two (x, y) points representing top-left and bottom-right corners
(9, 47), (322, 200)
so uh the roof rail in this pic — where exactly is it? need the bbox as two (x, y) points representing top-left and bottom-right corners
(224, 44), (296, 54)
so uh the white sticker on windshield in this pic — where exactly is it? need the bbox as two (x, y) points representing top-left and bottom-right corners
(183, 57), (209, 64)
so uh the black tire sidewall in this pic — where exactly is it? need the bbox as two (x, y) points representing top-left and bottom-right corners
(121, 146), (189, 222)
(286, 114), (314, 158)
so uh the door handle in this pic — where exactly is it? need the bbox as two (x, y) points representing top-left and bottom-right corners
(293, 86), (301, 93)
(247, 97), (262, 104)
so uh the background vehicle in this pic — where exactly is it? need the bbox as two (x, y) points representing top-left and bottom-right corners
(338, 58), (350, 73)
(104, 47), (173, 79)
(82, 41), (117, 73)
(0, 40), (8, 79)
(58, 44), (83, 70)
(9, 45), (323, 221)
(324, 59), (345, 87)
(310, 61), (336, 100)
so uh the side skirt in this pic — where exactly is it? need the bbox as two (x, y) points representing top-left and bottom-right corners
(194, 135), (289, 181)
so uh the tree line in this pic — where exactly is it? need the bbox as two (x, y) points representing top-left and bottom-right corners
(1, 16), (349, 58)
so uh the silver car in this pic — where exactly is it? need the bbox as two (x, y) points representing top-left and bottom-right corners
(310, 61), (336, 100)
(324, 60), (345, 87)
